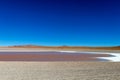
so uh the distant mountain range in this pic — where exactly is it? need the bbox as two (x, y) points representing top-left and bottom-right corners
(7, 45), (120, 50)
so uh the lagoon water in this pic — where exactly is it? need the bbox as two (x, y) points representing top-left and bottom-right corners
(0, 51), (115, 61)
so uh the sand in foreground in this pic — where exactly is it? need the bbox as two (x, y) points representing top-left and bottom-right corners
(0, 62), (120, 80)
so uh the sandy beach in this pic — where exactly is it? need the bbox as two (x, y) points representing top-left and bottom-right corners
(0, 62), (120, 80)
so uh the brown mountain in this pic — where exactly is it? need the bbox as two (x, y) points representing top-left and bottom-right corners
(7, 45), (120, 50)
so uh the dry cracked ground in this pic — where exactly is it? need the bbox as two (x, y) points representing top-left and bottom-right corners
(0, 62), (120, 80)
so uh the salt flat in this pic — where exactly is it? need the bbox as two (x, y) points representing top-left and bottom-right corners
(0, 62), (120, 80)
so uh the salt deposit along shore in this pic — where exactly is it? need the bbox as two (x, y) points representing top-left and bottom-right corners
(59, 51), (120, 62)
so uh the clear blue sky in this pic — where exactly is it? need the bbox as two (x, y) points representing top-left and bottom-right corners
(0, 0), (120, 46)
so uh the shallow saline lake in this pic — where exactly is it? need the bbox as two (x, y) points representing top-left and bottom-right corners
(0, 51), (116, 62)
(0, 51), (120, 80)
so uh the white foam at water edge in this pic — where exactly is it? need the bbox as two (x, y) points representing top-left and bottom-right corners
(97, 53), (120, 62)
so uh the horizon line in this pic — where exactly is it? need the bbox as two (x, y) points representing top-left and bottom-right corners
(0, 44), (119, 47)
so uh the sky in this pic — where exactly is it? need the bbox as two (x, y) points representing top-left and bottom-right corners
(0, 0), (120, 46)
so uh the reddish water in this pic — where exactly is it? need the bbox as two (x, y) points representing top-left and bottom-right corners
(0, 52), (110, 61)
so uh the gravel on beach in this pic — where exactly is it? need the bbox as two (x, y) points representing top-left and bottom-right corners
(0, 62), (120, 80)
